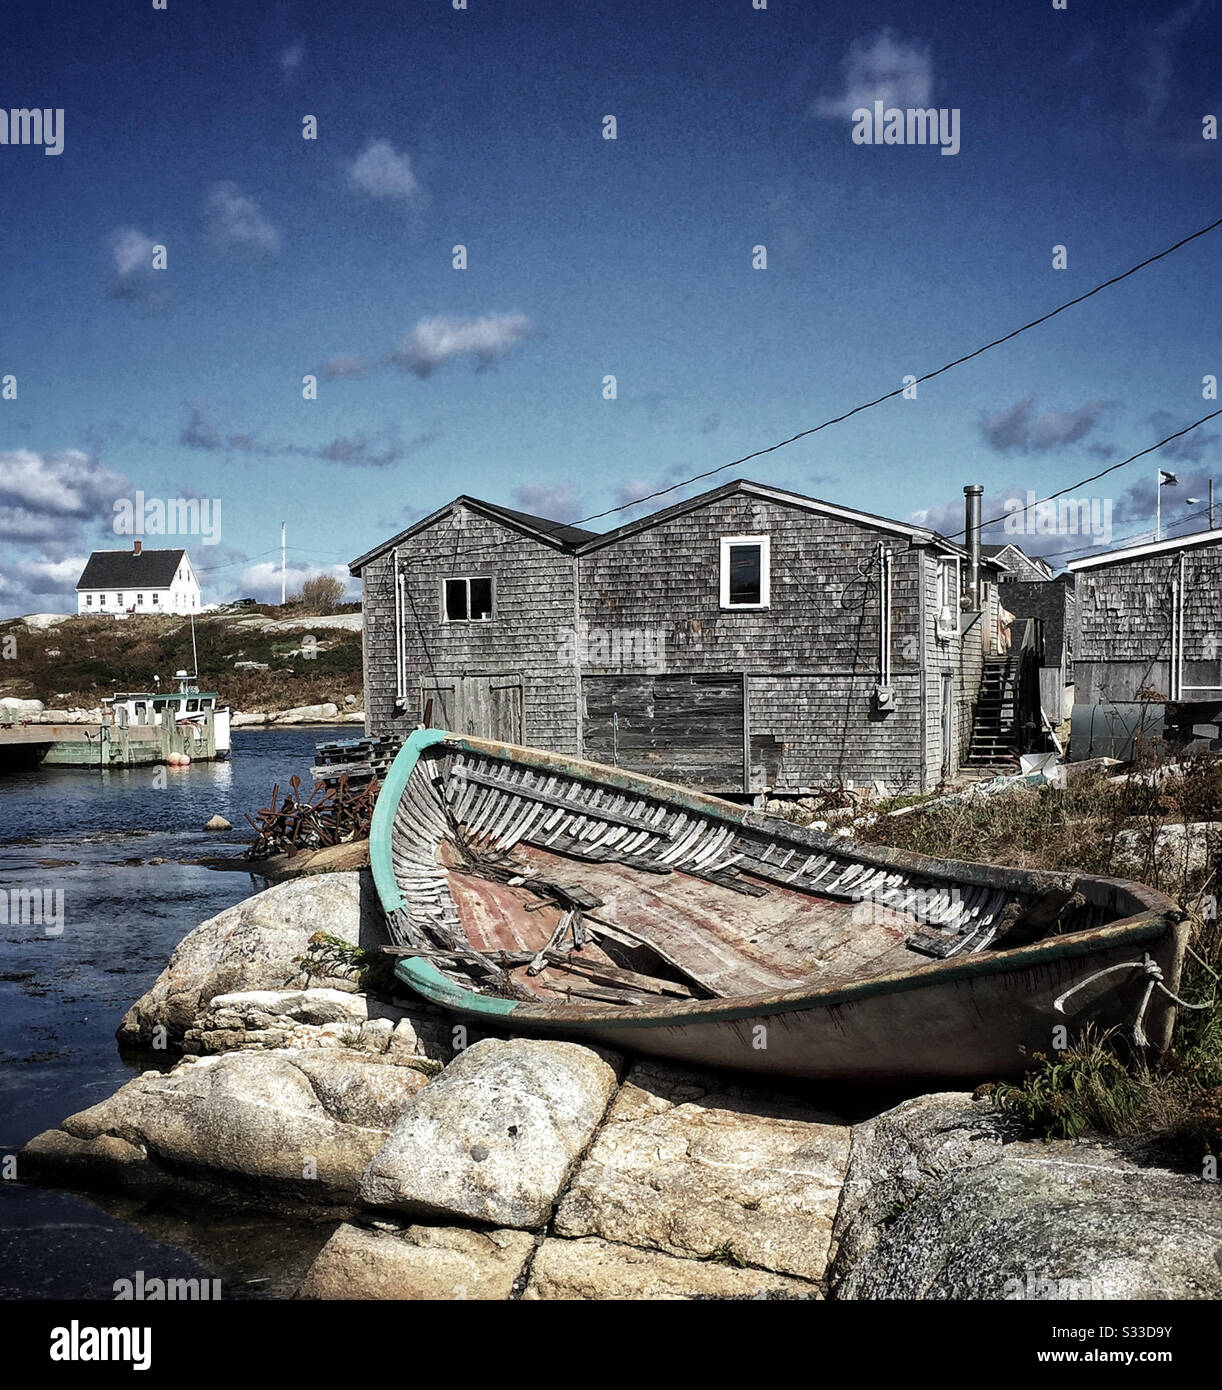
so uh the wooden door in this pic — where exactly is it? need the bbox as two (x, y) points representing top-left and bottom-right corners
(421, 675), (523, 743)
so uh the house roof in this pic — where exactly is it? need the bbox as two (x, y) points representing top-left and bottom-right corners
(982, 542), (1055, 576)
(349, 478), (978, 574)
(349, 495), (598, 573)
(76, 548), (187, 591)
(575, 479), (974, 557)
(1066, 527), (1222, 572)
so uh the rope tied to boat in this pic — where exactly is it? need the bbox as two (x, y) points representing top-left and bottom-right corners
(1053, 953), (1215, 1047)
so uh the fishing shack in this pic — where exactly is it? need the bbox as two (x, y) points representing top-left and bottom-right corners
(351, 480), (1028, 796)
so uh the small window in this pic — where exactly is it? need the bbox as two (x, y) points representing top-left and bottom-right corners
(936, 558), (959, 637)
(443, 576), (494, 622)
(719, 536), (770, 609)
(187, 699), (199, 712)
(137, 593), (143, 605)
(152, 593), (159, 605)
(116, 593), (123, 605)
(86, 594), (93, 606)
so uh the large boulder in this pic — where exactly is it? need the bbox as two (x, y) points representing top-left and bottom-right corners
(359, 1038), (622, 1229)
(296, 1221), (535, 1300)
(0, 696), (45, 715)
(553, 1060), (850, 1283)
(117, 872), (385, 1048)
(523, 1237), (817, 1300)
(830, 1092), (1222, 1300)
(22, 1049), (428, 1208)
(184, 987), (450, 1066)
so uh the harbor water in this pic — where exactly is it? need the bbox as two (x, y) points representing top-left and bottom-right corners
(0, 726), (352, 1298)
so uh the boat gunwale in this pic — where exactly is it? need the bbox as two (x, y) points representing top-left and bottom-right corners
(371, 728), (1185, 1028)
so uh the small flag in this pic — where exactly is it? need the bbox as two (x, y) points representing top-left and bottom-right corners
(1159, 470), (1179, 486)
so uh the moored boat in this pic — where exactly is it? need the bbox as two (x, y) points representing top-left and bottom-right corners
(103, 669), (231, 759)
(369, 728), (1190, 1081)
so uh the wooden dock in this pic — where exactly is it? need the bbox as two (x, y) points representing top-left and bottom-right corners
(0, 708), (218, 770)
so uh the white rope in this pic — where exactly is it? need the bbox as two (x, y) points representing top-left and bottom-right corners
(1054, 953), (1214, 1047)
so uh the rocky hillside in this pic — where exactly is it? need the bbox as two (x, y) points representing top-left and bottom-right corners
(0, 606), (364, 719)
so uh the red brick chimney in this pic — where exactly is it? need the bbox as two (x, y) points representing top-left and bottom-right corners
(133, 540), (142, 556)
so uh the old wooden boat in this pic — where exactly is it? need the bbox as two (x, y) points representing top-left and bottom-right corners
(369, 728), (1190, 1081)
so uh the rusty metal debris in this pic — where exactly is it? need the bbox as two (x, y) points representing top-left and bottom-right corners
(243, 773), (379, 860)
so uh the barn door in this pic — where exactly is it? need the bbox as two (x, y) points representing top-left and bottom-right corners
(583, 673), (745, 790)
(421, 675), (523, 743)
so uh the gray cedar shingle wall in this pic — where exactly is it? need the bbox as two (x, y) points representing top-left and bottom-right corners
(1074, 542), (1222, 703)
(361, 506), (580, 750)
(577, 495), (936, 792)
(361, 490), (990, 791)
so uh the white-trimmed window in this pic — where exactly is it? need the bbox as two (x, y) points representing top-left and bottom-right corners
(86, 594), (93, 606)
(443, 576), (494, 622)
(936, 558), (959, 637)
(719, 536), (770, 609)
(152, 592), (159, 605)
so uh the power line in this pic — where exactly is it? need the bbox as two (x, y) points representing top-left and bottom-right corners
(559, 212), (1222, 535)
(944, 408), (1222, 543)
(371, 213), (1222, 571)
(1030, 503), (1217, 566)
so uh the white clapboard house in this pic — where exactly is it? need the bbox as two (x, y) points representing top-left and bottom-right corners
(76, 542), (202, 617)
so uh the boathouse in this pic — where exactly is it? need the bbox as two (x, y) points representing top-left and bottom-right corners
(350, 481), (1019, 795)
(1067, 528), (1222, 758)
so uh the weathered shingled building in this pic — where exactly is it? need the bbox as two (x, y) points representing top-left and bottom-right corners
(1067, 529), (1222, 756)
(350, 480), (1005, 795)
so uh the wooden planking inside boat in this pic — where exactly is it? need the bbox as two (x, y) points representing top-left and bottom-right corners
(368, 728), (1189, 1079)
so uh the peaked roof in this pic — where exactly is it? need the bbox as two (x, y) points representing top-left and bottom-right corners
(1066, 526), (1222, 572)
(349, 478), (978, 573)
(349, 495), (598, 572)
(575, 479), (973, 556)
(981, 542), (1055, 575)
(76, 548), (187, 590)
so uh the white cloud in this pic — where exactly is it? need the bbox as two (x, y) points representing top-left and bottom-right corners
(514, 483), (582, 521)
(204, 182), (281, 253)
(0, 507), (65, 541)
(239, 560), (354, 604)
(19, 555), (88, 592)
(393, 312), (531, 377)
(347, 140), (420, 203)
(813, 29), (933, 119)
(0, 449), (131, 519)
(109, 227), (167, 305)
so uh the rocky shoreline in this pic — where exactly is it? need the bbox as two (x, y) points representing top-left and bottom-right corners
(19, 871), (1222, 1300)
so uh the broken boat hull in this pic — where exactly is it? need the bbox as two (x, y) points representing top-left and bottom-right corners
(371, 728), (1189, 1082)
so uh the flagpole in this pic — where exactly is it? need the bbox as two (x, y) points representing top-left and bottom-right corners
(1156, 468), (1161, 542)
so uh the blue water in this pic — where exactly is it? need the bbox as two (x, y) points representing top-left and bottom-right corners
(0, 727), (351, 1298)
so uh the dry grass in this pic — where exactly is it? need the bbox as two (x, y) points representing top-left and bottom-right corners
(858, 748), (1222, 1159)
(0, 609), (363, 713)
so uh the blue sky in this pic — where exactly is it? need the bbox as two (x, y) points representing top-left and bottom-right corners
(0, 0), (1219, 614)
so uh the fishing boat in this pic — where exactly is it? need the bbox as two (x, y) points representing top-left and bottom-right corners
(103, 670), (232, 760)
(370, 728), (1191, 1081)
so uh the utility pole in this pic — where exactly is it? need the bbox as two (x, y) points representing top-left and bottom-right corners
(281, 522), (286, 605)
(1211, 479), (1216, 530)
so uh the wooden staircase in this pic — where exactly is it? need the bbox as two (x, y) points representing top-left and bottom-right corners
(965, 656), (1021, 771)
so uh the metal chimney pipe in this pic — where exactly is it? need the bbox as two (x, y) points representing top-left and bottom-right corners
(964, 484), (983, 610)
